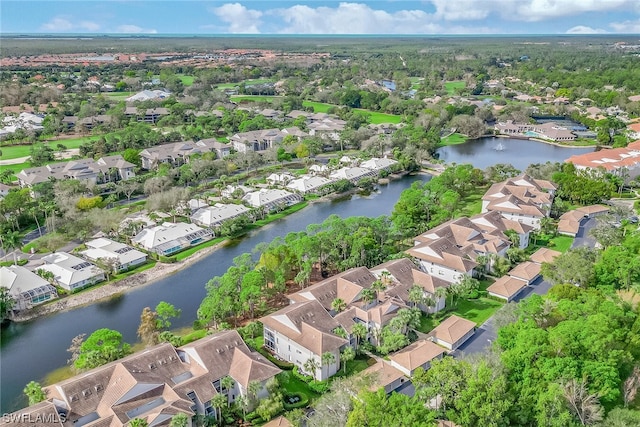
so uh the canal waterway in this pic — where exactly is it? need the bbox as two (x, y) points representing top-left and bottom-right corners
(435, 136), (595, 171)
(1, 175), (430, 412)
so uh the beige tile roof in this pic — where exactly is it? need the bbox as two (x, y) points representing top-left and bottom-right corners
(286, 266), (377, 310)
(430, 315), (476, 345)
(228, 346), (282, 389)
(529, 247), (562, 264)
(566, 141), (640, 172)
(0, 401), (64, 427)
(577, 204), (610, 216)
(263, 416), (293, 427)
(361, 361), (406, 391)
(34, 331), (280, 427)
(406, 237), (478, 273)
(508, 261), (541, 282)
(389, 340), (446, 372)
(261, 300), (347, 355)
(487, 276), (528, 299)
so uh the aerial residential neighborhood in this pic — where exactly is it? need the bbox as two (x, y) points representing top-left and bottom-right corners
(1, 20), (640, 427)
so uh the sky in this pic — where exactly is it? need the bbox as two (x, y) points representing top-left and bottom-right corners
(1, 1), (640, 35)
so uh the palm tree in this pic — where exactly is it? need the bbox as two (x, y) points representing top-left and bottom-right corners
(321, 352), (336, 378)
(168, 413), (189, 427)
(211, 394), (227, 425)
(351, 323), (368, 352)
(340, 346), (355, 374)
(360, 288), (376, 306)
(221, 376), (235, 406)
(303, 358), (320, 378)
(247, 380), (262, 403)
(0, 231), (22, 265)
(235, 395), (250, 420)
(331, 297), (347, 313)
(371, 280), (387, 301)
(408, 285), (425, 308)
(379, 270), (393, 287)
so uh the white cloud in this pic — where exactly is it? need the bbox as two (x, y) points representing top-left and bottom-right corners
(40, 16), (75, 31)
(566, 25), (608, 34)
(609, 19), (640, 33)
(429, 0), (636, 22)
(211, 3), (263, 34)
(40, 15), (100, 32)
(272, 2), (494, 34)
(116, 24), (157, 34)
(79, 21), (101, 32)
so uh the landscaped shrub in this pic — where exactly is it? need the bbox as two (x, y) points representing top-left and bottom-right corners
(283, 392), (309, 410)
(292, 365), (313, 382)
(308, 380), (330, 394)
(259, 348), (294, 370)
(158, 255), (177, 263)
(467, 290), (480, 299)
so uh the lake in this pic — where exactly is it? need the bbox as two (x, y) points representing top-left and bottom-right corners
(435, 136), (595, 171)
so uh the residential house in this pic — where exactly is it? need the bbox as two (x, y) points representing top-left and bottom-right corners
(0, 112), (44, 139)
(195, 138), (231, 158)
(4, 330), (279, 427)
(261, 300), (347, 381)
(139, 142), (206, 170)
(281, 126), (309, 140)
(230, 129), (284, 153)
(124, 107), (170, 124)
(308, 118), (345, 141)
(0, 183), (12, 199)
(266, 172), (294, 186)
(627, 123), (640, 140)
(221, 185), (254, 199)
(470, 210), (533, 249)
(557, 205), (609, 236)
(190, 203), (250, 228)
(126, 89), (171, 102)
(487, 275), (528, 302)
(481, 174), (556, 229)
(263, 416), (293, 427)
(370, 258), (449, 313)
(242, 189), (302, 212)
(529, 247), (562, 265)
(508, 261), (541, 284)
(329, 167), (377, 183)
(17, 155), (135, 188)
(132, 222), (213, 256)
(414, 216), (512, 270)
(495, 120), (576, 142)
(81, 238), (147, 272)
(360, 157), (398, 172)
(39, 252), (105, 292)
(566, 140), (640, 182)
(286, 175), (334, 195)
(407, 237), (478, 283)
(429, 315), (476, 350)
(308, 164), (329, 176)
(361, 361), (408, 394)
(0, 265), (58, 311)
(388, 340), (446, 377)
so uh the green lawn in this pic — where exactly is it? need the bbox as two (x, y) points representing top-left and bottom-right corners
(174, 236), (226, 261)
(417, 314), (439, 334)
(1, 136), (97, 160)
(277, 371), (320, 399)
(456, 186), (489, 218)
(439, 133), (467, 146)
(445, 81), (466, 95)
(301, 101), (402, 124)
(334, 355), (374, 378)
(231, 95), (282, 103)
(409, 77), (423, 90)
(451, 297), (504, 325)
(178, 74), (195, 86)
(547, 235), (574, 253)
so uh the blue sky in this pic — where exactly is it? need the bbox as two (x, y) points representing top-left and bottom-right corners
(2, 1), (640, 35)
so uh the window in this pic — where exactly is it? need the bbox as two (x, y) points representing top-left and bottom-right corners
(264, 329), (276, 351)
